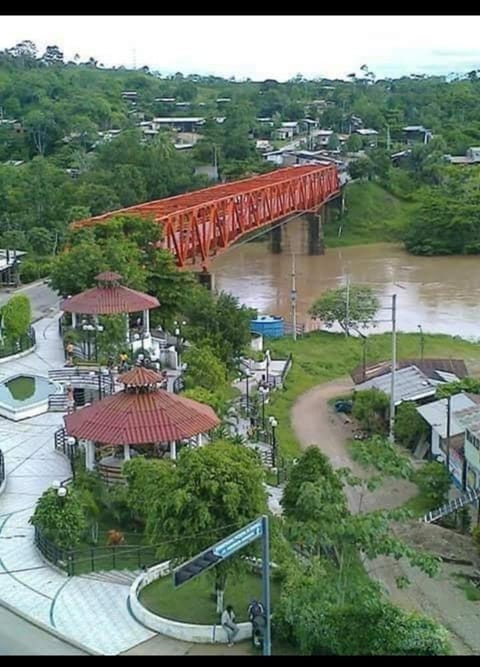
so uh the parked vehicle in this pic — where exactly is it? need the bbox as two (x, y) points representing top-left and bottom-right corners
(334, 400), (353, 414)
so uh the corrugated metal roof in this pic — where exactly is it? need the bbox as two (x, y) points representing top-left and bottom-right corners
(64, 389), (220, 445)
(455, 406), (480, 437)
(354, 365), (436, 404)
(417, 392), (477, 438)
(351, 358), (468, 384)
(61, 285), (159, 315)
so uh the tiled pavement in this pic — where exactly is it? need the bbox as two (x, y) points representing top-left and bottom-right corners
(0, 314), (156, 654)
(0, 315), (281, 654)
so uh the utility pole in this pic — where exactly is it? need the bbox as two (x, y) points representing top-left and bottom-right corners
(446, 394), (451, 477)
(345, 276), (350, 338)
(388, 294), (397, 443)
(291, 252), (297, 342)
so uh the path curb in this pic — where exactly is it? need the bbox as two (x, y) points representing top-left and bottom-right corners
(0, 597), (100, 655)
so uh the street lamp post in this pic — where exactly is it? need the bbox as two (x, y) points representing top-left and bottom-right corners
(265, 349), (271, 386)
(268, 416), (278, 468)
(258, 385), (268, 433)
(174, 320), (187, 370)
(66, 436), (77, 482)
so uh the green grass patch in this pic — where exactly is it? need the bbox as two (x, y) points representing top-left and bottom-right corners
(139, 570), (282, 624)
(324, 181), (414, 247)
(452, 574), (480, 602)
(265, 330), (480, 460)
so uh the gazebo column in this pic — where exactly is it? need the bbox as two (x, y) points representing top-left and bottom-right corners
(125, 313), (130, 344)
(196, 433), (203, 448)
(124, 444), (131, 461)
(85, 440), (95, 471)
(170, 441), (177, 460)
(143, 309), (150, 336)
(72, 312), (77, 328)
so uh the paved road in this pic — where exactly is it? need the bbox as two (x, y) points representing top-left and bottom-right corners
(0, 605), (88, 655)
(0, 281), (60, 322)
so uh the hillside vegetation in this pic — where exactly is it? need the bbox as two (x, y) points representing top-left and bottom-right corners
(324, 182), (414, 247)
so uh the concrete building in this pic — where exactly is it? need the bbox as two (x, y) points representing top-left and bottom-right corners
(151, 117), (205, 133)
(315, 130), (334, 147)
(355, 128), (379, 147)
(446, 146), (480, 165)
(417, 393), (479, 488)
(403, 125), (432, 145)
(354, 365), (437, 405)
(455, 406), (480, 489)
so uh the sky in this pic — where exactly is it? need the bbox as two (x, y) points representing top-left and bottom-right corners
(2, 15), (480, 81)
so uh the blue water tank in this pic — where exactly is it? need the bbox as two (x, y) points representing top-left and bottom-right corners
(250, 315), (285, 338)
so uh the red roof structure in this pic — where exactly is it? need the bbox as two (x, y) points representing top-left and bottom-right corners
(64, 367), (220, 445)
(61, 272), (159, 316)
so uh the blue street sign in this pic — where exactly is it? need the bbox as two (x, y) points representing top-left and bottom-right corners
(213, 518), (263, 559)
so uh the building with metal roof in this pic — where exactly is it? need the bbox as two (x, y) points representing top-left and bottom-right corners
(354, 365), (436, 405)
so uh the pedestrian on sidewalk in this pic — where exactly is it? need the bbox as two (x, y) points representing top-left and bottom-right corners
(221, 605), (239, 646)
(65, 341), (74, 366)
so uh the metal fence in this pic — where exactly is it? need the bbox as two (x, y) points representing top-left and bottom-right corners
(0, 327), (35, 359)
(34, 526), (161, 577)
(0, 450), (5, 487)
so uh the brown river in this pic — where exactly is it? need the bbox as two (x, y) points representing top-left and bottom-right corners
(212, 217), (480, 340)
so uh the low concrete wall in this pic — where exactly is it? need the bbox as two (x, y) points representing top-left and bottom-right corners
(129, 561), (252, 644)
(0, 344), (36, 365)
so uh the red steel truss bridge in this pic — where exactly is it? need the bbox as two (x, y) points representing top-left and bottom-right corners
(71, 165), (340, 268)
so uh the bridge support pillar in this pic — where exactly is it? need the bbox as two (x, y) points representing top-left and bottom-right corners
(307, 209), (325, 255)
(197, 270), (215, 291)
(270, 225), (282, 254)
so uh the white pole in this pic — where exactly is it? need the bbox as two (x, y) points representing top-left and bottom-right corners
(345, 275), (350, 337)
(389, 294), (397, 442)
(291, 253), (297, 341)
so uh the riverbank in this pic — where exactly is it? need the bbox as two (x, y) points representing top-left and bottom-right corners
(267, 330), (480, 459)
(324, 181), (414, 248)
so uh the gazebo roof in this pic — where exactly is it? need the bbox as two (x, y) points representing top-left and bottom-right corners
(60, 272), (159, 315)
(119, 366), (164, 387)
(63, 387), (220, 445)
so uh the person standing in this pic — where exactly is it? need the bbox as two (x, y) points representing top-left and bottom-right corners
(66, 341), (74, 367)
(221, 605), (239, 647)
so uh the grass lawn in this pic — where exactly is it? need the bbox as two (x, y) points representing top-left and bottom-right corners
(452, 574), (480, 602)
(324, 181), (414, 247)
(266, 330), (480, 460)
(140, 570), (282, 624)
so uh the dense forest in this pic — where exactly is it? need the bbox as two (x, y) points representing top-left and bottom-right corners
(2, 38), (480, 274)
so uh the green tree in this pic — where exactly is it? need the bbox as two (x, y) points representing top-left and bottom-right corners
(327, 133), (340, 151)
(414, 461), (451, 508)
(1, 294), (31, 343)
(275, 559), (450, 655)
(350, 435), (413, 479)
(30, 487), (87, 549)
(346, 133), (363, 152)
(183, 345), (228, 393)
(394, 401), (428, 449)
(144, 442), (267, 610)
(352, 388), (389, 434)
(182, 387), (228, 416)
(436, 377), (480, 398)
(308, 285), (380, 335)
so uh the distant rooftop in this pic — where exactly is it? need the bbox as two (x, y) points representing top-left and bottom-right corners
(152, 117), (204, 123)
(354, 365), (436, 405)
(403, 125), (429, 132)
(455, 405), (480, 437)
(356, 128), (379, 136)
(417, 392), (479, 438)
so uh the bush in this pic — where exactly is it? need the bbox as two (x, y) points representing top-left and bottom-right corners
(352, 388), (389, 434)
(414, 461), (450, 508)
(394, 401), (428, 450)
(19, 258), (52, 284)
(30, 486), (87, 549)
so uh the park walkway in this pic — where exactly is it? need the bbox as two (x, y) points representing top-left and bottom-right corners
(0, 313), (254, 655)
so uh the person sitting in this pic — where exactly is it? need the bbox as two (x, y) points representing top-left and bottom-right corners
(221, 605), (239, 647)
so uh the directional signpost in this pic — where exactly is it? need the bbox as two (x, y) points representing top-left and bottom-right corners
(172, 515), (271, 656)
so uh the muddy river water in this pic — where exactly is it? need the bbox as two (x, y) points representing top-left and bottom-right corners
(212, 217), (480, 340)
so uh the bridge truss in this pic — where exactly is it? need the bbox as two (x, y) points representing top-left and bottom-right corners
(72, 165), (340, 268)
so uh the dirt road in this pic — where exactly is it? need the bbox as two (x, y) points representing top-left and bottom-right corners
(291, 377), (478, 655)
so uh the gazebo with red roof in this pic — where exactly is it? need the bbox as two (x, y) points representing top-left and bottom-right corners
(64, 366), (220, 477)
(61, 271), (160, 348)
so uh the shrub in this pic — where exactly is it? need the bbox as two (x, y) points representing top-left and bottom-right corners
(30, 487), (87, 549)
(414, 461), (450, 508)
(352, 388), (389, 434)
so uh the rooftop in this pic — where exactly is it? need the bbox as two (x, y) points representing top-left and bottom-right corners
(351, 358), (468, 385)
(152, 117), (204, 123)
(64, 377), (220, 445)
(61, 272), (159, 315)
(417, 392), (479, 438)
(354, 365), (437, 404)
(355, 128), (379, 136)
(455, 405), (480, 437)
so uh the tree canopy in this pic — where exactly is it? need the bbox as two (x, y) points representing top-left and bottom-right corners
(309, 285), (380, 335)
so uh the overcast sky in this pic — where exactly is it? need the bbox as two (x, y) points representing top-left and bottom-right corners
(2, 15), (480, 81)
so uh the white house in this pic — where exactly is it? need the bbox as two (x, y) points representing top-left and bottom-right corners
(416, 392), (478, 488)
(315, 130), (334, 147)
